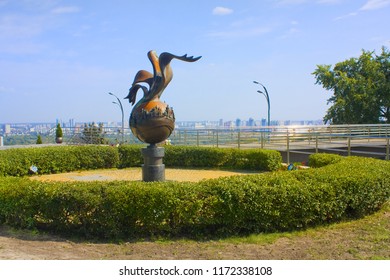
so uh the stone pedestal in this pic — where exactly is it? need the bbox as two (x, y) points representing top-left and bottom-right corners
(141, 144), (165, 182)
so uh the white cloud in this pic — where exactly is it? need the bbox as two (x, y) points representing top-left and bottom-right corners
(334, 0), (389, 20)
(51, 6), (80, 14)
(212, 6), (233, 16)
(360, 0), (390, 10)
(333, 12), (358, 20)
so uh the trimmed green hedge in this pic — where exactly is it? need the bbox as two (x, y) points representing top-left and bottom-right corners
(164, 146), (282, 171)
(309, 153), (343, 168)
(117, 145), (143, 168)
(0, 145), (282, 176)
(117, 145), (282, 171)
(110, 145), (280, 171)
(0, 146), (119, 176)
(0, 156), (389, 239)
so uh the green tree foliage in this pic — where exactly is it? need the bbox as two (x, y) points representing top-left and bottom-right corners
(81, 122), (108, 144)
(313, 47), (390, 124)
(55, 123), (63, 138)
(36, 135), (43, 144)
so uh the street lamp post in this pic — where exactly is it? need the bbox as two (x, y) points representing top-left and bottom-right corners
(253, 81), (271, 127)
(108, 92), (125, 144)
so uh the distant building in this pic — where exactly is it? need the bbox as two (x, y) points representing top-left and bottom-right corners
(4, 124), (11, 134)
(235, 118), (241, 127)
(224, 121), (233, 128)
(194, 123), (205, 129)
(248, 118), (255, 127)
(271, 120), (280, 126)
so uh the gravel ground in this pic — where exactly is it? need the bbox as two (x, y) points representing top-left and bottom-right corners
(30, 168), (259, 182)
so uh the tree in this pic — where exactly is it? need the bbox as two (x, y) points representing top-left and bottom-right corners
(55, 123), (63, 144)
(313, 47), (390, 124)
(36, 134), (43, 144)
(81, 122), (107, 144)
(55, 123), (63, 138)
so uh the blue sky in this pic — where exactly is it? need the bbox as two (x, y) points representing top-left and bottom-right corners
(0, 0), (389, 123)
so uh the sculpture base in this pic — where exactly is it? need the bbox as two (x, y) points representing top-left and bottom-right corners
(141, 144), (165, 182)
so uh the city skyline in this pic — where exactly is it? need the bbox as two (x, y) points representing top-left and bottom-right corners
(1, 0), (389, 123)
(0, 117), (324, 129)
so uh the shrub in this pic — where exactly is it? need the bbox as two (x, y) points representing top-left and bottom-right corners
(163, 146), (281, 171)
(36, 135), (43, 145)
(0, 146), (119, 176)
(309, 153), (343, 168)
(55, 124), (63, 138)
(117, 145), (143, 168)
(116, 145), (282, 171)
(303, 157), (390, 217)
(0, 156), (388, 239)
(0, 145), (281, 176)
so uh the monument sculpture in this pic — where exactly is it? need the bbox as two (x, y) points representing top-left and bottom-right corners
(125, 50), (201, 181)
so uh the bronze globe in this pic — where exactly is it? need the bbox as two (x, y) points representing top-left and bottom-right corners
(130, 100), (175, 144)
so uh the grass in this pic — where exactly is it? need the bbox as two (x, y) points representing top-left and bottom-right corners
(0, 201), (388, 259)
(217, 201), (390, 259)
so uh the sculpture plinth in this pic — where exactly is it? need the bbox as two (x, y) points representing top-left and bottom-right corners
(141, 144), (165, 181)
(125, 50), (201, 182)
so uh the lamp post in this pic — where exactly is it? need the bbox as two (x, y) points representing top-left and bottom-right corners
(253, 81), (271, 127)
(108, 92), (125, 144)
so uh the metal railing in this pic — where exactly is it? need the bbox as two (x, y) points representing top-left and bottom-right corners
(169, 124), (390, 162)
(2, 124), (389, 162)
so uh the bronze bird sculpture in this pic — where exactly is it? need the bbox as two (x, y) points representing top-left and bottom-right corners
(126, 50), (201, 144)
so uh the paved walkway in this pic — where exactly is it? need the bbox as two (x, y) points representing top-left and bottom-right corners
(30, 168), (259, 183)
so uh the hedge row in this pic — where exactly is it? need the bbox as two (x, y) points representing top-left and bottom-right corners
(0, 156), (389, 238)
(0, 146), (119, 176)
(309, 153), (343, 168)
(118, 145), (282, 171)
(0, 145), (282, 176)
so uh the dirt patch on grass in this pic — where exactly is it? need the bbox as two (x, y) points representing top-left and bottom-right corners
(1, 204), (389, 260)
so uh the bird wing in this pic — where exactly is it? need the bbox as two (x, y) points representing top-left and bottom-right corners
(132, 70), (153, 87)
(125, 84), (148, 106)
(157, 53), (202, 97)
(142, 51), (202, 101)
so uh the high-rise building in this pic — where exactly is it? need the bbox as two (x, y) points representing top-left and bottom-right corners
(5, 124), (11, 134)
(235, 118), (241, 127)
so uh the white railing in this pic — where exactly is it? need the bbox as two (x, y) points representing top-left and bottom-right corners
(170, 124), (390, 162)
(2, 124), (389, 161)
